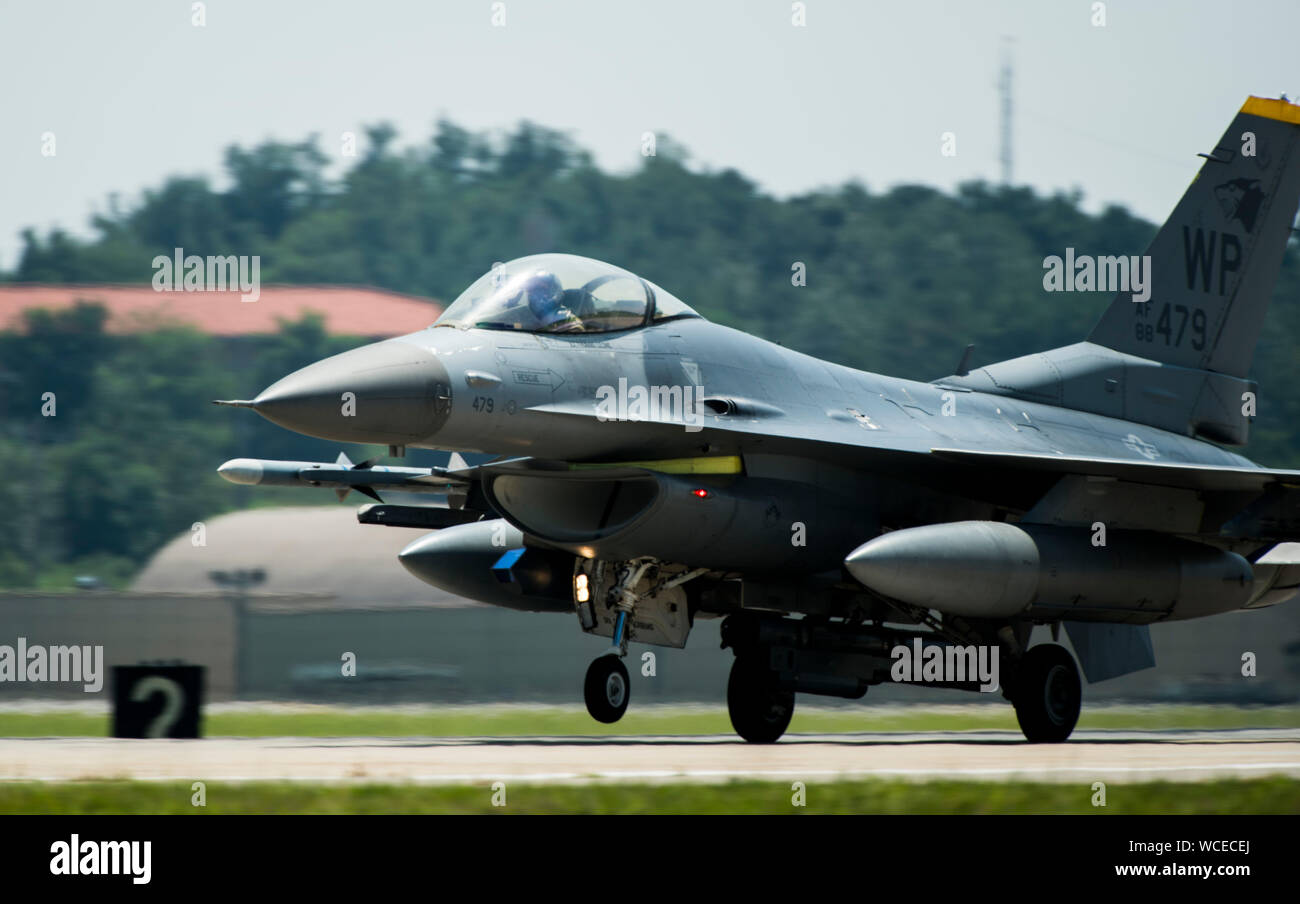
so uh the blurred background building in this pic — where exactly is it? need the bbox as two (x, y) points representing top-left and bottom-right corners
(0, 285), (441, 338)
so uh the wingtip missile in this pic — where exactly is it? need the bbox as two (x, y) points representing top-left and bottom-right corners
(215, 455), (473, 493)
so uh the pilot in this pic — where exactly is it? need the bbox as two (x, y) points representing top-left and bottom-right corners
(520, 270), (584, 332)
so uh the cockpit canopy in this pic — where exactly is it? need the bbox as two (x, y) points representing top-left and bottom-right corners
(432, 253), (700, 334)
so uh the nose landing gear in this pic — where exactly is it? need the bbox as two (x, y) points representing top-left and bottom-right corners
(580, 559), (653, 724)
(576, 559), (706, 724)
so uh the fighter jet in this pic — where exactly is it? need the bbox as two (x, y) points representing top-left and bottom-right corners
(217, 96), (1300, 742)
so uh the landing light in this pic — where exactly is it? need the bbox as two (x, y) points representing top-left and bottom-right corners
(575, 573), (590, 603)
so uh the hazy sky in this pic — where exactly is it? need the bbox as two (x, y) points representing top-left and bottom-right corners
(3, 0), (1298, 271)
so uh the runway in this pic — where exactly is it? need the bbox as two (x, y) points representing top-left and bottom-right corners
(2, 729), (1299, 784)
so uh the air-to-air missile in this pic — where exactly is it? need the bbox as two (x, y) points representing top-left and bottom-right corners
(215, 450), (482, 529)
(215, 451), (462, 500)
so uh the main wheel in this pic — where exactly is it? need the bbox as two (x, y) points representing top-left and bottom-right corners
(727, 656), (795, 743)
(584, 654), (630, 723)
(1011, 643), (1081, 743)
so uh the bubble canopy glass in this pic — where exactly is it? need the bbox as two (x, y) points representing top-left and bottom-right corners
(432, 254), (700, 333)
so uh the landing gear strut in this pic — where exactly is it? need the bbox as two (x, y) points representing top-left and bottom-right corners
(580, 560), (654, 724)
(1010, 643), (1081, 743)
(726, 655), (795, 743)
(576, 558), (708, 725)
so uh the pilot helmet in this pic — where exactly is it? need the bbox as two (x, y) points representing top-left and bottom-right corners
(522, 270), (564, 319)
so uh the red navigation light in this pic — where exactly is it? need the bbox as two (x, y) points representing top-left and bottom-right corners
(692, 488), (709, 498)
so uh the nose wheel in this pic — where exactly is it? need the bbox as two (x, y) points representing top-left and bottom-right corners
(584, 654), (630, 723)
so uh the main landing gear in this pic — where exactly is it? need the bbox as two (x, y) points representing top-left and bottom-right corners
(1008, 643), (1082, 743)
(577, 566), (1083, 744)
(726, 655), (795, 743)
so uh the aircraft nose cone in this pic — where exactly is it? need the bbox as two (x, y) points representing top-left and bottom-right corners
(253, 340), (451, 444)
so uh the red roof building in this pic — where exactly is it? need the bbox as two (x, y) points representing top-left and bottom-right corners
(0, 285), (443, 338)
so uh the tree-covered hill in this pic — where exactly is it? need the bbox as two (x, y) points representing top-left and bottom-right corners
(4, 120), (1299, 587)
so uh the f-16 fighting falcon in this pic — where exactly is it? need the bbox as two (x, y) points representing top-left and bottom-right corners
(217, 97), (1300, 743)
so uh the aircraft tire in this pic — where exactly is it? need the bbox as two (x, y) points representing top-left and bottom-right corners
(584, 654), (630, 724)
(727, 655), (795, 743)
(1011, 643), (1081, 743)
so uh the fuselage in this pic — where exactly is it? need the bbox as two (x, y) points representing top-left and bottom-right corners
(247, 314), (1264, 584)
(318, 316), (1258, 472)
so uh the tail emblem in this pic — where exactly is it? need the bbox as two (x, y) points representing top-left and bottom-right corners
(1215, 178), (1266, 233)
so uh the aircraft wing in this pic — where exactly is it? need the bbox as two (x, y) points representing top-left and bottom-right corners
(926, 448), (1300, 541)
(523, 400), (1300, 540)
(526, 398), (1298, 491)
(927, 448), (1300, 492)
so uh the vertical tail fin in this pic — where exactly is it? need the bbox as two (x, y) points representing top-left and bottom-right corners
(1088, 96), (1300, 378)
